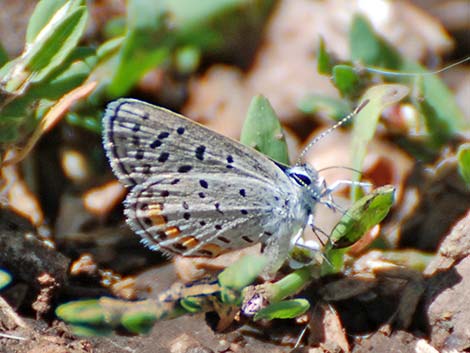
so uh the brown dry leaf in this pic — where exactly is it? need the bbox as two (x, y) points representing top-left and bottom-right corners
(1, 150), (44, 227)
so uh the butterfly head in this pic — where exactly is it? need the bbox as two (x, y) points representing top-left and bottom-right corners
(286, 164), (325, 204)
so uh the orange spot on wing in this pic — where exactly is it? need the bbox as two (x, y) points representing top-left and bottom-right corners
(144, 203), (167, 226)
(165, 226), (181, 238)
(181, 236), (199, 249)
(151, 215), (167, 226)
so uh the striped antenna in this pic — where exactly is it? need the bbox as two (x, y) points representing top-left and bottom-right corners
(295, 99), (369, 165)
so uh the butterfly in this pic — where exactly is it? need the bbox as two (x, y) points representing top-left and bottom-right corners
(102, 98), (356, 274)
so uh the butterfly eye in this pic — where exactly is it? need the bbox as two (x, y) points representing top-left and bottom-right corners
(291, 173), (312, 186)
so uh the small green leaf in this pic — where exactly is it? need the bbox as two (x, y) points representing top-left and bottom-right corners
(322, 185), (395, 275)
(26, 0), (84, 43)
(317, 37), (332, 75)
(240, 95), (289, 164)
(121, 310), (157, 334)
(269, 267), (311, 303)
(28, 47), (96, 100)
(350, 15), (401, 69)
(218, 254), (267, 290)
(0, 269), (12, 290)
(55, 299), (106, 326)
(298, 95), (351, 121)
(254, 299), (310, 321)
(457, 143), (470, 187)
(2, 2), (89, 94)
(350, 84), (409, 194)
(27, 7), (89, 83)
(333, 64), (359, 97)
(332, 185), (395, 248)
(408, 63), (468, 147)
(179, 297), (204, 313)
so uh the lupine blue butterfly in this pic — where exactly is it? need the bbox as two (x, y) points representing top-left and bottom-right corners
(103, 99), (365, 274)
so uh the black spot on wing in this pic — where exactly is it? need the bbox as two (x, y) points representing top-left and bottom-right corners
(178, 165), (192, 173)
(195, 145), (206, 161)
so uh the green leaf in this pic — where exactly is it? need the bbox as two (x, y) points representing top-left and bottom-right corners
(27, 7), (89, 83)
(350, 84), (409, 195)
(298, 95), (351, 121)
(179, 297), (204, 313)
(254, 299), (310, 321)
(28, 47), (96, 100)
(457, 143), (470, 187)
(333, 64), (360, 97)
(317, 37), (332, 75)
(2, 2), (89, 93)
(350, 15), (401, 69)
(0, 269), (12, 290)
(240, 95), (289, 164)
(55, 299), (106, 326)
(121, 310), (157, 334)
(218, 254), (267, 290)
(26, 0), (84, 44)
(322, 185), (395, 275)
(103, 17), (126, 39)
(406, 61), (468, 147)
(269, 267), (311, 303)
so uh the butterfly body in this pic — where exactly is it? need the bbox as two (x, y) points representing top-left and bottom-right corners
(103, 99), (325, 273)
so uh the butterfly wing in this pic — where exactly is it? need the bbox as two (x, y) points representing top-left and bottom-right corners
(103, 99), (301, 256)
(125, 173), (293, 256)
(103, 98), (286, 187)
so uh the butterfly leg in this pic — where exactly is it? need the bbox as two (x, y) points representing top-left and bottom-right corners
(323, 180), (372, 197)
(320, 180), (372, 210)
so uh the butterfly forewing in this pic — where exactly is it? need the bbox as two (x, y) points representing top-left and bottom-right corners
(103, 99), (286, 187)
(103, 99), (298, 257)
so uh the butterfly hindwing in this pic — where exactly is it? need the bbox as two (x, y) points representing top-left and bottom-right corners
(125, 173), (291, 257)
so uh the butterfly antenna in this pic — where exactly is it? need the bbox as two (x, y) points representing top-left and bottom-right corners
(295, 99), (369, 165)
(364, 56), (470, 77)
(317, 165), (364, 176)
